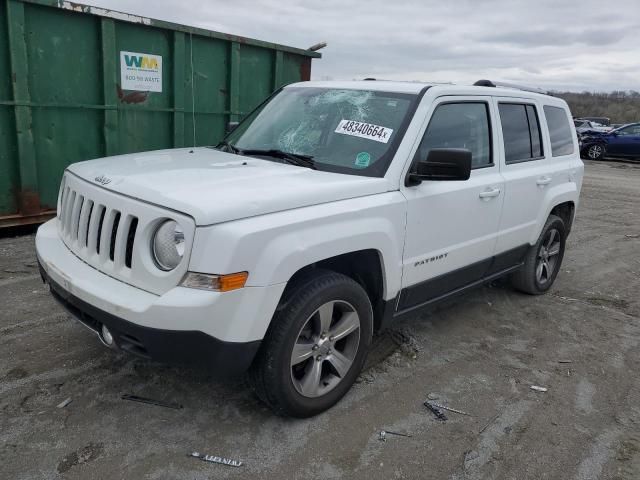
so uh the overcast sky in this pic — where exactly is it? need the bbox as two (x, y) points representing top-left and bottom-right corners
(86, 0), (640, 92)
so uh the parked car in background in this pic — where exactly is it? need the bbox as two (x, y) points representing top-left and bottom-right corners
(580, 116), (611, 126)
(580, 123), (640, 160)
(574, 119), (611, 135)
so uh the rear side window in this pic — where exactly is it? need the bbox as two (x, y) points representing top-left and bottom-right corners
(498, 103), (543, 163)
(416, 102), (492, 168)
(544, 106), (574, 156)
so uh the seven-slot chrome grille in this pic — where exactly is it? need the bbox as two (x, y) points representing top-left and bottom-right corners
(56, 172), (195, 295)
(59, 185), (138, 269)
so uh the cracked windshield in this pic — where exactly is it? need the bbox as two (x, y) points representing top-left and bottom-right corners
(225, 87), (416, 176)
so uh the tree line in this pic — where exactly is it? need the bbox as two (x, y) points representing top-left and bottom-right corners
(553, 90), (640, 124)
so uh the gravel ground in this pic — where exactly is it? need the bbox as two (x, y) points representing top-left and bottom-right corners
(1, 160), (639, 480)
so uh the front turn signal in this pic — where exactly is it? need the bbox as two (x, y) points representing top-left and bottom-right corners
(180, 271), (248, 292)
(217, 272), (249, 292)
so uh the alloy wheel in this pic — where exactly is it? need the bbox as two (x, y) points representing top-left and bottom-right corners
(290, 300), (361, 398)
(588, 144), (603, 159)
(536, 228), (561, 285)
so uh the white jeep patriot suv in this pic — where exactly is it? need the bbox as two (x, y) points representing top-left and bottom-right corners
(36, 79), (583, 417)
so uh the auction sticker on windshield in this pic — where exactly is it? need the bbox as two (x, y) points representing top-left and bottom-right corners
(335, 120), (393, 144)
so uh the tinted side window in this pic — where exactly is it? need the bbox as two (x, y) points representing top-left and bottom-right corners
(544, 106), (575, 157)
(498, 103), (543, 163)
(527, 105), (543, 158)
(417, 102), (491, 168)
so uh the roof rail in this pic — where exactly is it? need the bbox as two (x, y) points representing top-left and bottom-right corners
(473, 79), (550, 95)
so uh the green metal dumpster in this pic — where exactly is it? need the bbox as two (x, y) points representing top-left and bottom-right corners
(0, 0), (320, 227)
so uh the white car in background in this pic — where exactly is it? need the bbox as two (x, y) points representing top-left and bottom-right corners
(574, 119), (612, 135)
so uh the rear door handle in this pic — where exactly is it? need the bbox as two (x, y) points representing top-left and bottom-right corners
(479, 187), (501, 199)
(536, 176), (552, 186)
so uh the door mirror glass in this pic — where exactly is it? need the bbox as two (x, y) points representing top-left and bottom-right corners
(410, 148), (472, 183)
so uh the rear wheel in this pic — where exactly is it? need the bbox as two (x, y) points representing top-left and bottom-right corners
(511, 214), (566, 295)
(249, 270), (373, 417)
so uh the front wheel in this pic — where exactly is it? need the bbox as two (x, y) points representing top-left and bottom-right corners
(583, 143), (605, 160)
(511, 214), (566, 295)
(249, 270), (373, 417)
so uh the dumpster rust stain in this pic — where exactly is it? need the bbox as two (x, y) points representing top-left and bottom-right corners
(116, 85), (149, 104)
(57, 1), (153, 25)
(17, 189), (41, 216)
(300, 58), (312, 81)
(225, 34), (247, 44)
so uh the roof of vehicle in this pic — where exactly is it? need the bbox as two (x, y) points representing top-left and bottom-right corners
(287, 80), (559, 101)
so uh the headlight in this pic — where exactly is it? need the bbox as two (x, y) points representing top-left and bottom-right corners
(152, 220), (185, 271)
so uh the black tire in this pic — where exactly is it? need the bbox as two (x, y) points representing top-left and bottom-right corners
(249, 270), (373, 417)
(511, 214), (566, 295)
(583, 143), (605, 160)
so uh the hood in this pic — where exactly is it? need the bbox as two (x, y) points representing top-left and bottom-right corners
(67, 148), (393, 225)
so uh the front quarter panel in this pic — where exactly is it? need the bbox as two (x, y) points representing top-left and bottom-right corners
(189, 192), (407, 301)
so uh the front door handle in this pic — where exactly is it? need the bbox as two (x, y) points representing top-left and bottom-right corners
(536, 176), (552, 186)
(479, 187), (501, 199)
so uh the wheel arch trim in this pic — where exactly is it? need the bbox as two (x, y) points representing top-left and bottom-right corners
(530, 185), (578, 245)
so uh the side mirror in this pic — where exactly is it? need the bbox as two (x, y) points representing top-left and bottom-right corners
(408, 148), (472, 185)
(226, 121), (239, 134)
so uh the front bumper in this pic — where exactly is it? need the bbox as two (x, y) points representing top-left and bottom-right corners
(36, 218), (287, 375)
(40, 261), (260, 376)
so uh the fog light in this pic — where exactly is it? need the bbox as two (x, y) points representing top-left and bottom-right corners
(101, 324), (114, 346)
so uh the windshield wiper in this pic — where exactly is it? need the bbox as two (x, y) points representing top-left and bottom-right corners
(216, 140), (242, 155)
(241, 149), (316, 169)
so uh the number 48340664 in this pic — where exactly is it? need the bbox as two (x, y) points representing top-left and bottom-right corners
(335, 119), (393, 143)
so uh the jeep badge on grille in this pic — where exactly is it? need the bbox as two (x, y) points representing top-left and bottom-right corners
(94, 175), (111, 185)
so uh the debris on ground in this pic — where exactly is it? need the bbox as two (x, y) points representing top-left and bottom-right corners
(427, 393), (439, 400)
(425, 401), (471, 416)
(189, 452), (243, 467)
(121, 394), (183, 409)
(530, 385), (548, 392)
(388, 328), (421, 360)
(378, 430), (412, 441)
(56, 397), (72, 409)
(424, 401), (448, 421)
(57, 443), (104, 474)
(478, 412), (501, 434)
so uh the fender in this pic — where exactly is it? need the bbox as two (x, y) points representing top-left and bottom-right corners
(529, 181), (578, 245)
(189, 192), (407, 301)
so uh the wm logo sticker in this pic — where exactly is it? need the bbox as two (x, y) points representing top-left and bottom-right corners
(124, 54), (159, 70)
